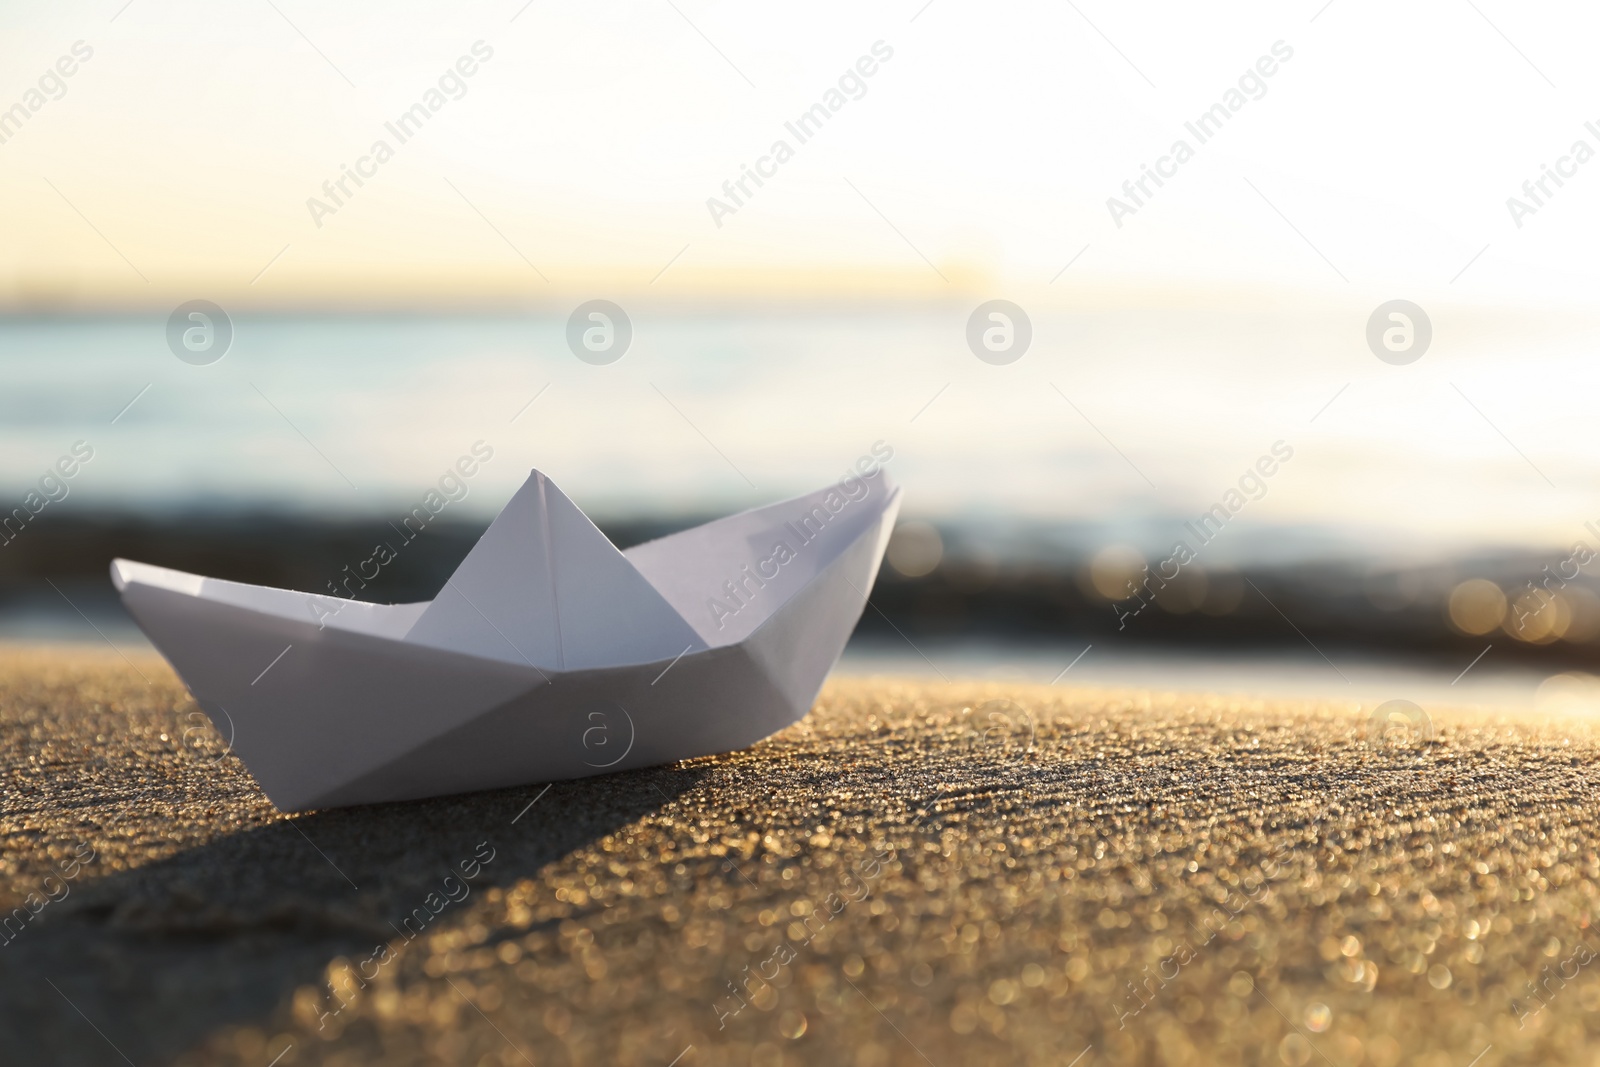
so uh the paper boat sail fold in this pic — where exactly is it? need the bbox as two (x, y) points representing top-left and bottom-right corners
(111, 467), (901, 811)
(405, 471), (708, 671)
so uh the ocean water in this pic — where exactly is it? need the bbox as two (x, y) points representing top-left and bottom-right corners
(838, 638), (1578, 716)
(1, 305), (1595, 560)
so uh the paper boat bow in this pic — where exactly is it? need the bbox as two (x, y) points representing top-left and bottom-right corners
(112, 468), (901, 811)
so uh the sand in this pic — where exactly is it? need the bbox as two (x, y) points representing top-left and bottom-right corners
(3, 646), (1600, 1066)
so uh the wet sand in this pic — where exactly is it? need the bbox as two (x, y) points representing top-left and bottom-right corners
(3, 647), (1599, 1066)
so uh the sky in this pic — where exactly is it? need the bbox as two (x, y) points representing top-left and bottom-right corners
(1, 0), (1598, 308)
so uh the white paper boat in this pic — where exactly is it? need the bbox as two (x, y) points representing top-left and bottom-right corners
(112, 467), (901, 811)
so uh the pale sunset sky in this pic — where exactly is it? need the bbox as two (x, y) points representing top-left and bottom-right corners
(0, 0), (1596, 309)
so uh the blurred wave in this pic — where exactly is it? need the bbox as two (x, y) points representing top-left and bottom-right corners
(7, 307), (1600, 703)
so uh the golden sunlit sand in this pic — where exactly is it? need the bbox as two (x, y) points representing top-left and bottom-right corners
(3, 647), (1599, 1066)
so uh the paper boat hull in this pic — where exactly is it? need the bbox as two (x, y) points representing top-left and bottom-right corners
(115, 471), (901, 811)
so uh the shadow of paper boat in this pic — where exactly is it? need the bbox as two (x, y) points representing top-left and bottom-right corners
(112, 468), (901, 812)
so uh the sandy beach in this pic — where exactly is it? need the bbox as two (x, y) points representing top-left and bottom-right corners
(4, 646), (1599, 1066)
